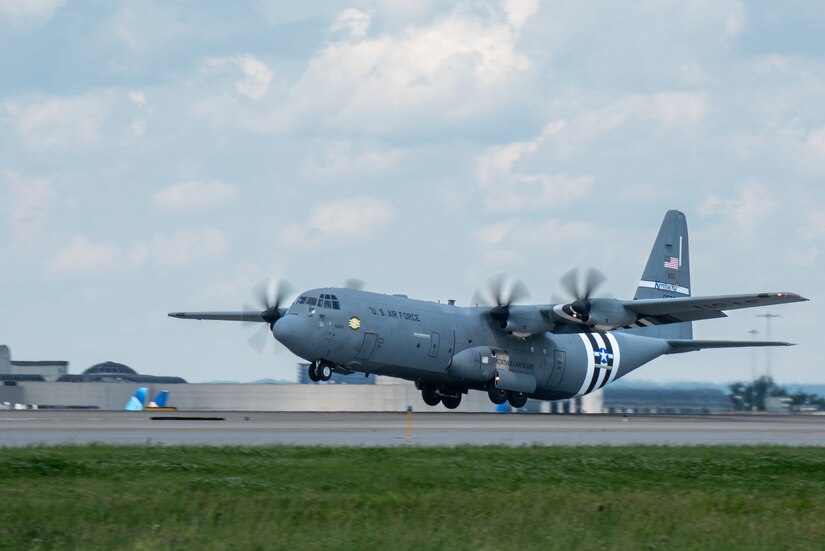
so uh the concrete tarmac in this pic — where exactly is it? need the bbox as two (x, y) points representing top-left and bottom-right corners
(2, 411), (825, 447)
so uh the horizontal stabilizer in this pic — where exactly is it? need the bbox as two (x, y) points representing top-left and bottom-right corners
(168, 311), (275, 322)
(666, 339), (794, 354)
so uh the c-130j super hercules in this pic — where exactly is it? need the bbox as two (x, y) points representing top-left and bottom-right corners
(170, 211), (807, 410)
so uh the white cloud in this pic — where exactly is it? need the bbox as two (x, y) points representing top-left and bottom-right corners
(48, 228), (230, 276)
(801, 210), (825, 240)
(279, 197), (394, 249)
(3, 94), (112, 150)
(151, 227), (230, 267)
(152, 181), (238, 213)
(475, 221), (518, 246)
(128, 241), (149, 267)
(201, 54), (274, 101)
(128, 91), (149, 136)
(0, 0), (64, 28)
(300, 141), (405, 181)
(806, 126), (825, 159)
(234, 55), (274, 100)
(49, 236), (120, 276)
(550, 92), (710, 157)
(129, 91), (147, 107)
(651, 91), (710, 127)
(2, 171), (55, 242)
(503, 0), (539, 30)
(475, 123), (594, 212)
(723, 1), (747, 36)
(331, 8), (371, 39)
(225, 4), (538, 136)
(700, 182), (777, 229)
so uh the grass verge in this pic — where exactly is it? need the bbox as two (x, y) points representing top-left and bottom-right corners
(0, 445), (823, 550)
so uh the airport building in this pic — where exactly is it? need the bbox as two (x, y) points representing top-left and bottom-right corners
(3, 378), (604, 414)
(0, 345), (728, 413)
(601, 385), (730, 414)
(0, 346), (68, 381)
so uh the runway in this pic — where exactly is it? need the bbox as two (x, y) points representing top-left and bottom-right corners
(2, 411), (825, 447)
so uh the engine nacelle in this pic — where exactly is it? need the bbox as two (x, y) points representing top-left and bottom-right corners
(552, 298), (638, 329)
(449, 346), (497, 382)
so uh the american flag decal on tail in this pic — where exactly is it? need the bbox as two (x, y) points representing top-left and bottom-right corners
(664, 256), (679, 270)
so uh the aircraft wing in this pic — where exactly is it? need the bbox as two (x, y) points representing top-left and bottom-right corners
(168, 311), (271, 322)
(666, 339), (794, 354)
(622, 292), (807, 325)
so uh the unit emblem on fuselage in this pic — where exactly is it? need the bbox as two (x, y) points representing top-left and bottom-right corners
(348, 317), (361, 330)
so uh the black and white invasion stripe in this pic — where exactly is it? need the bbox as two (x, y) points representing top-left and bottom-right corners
(576, 331), (621, 396)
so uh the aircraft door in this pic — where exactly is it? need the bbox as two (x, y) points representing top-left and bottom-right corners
(545, 350), (566, 388)
(356, 332), (378, 360)
(428, 332), (440, 358)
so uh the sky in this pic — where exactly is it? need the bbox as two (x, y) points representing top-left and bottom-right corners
(0, 0), (822, 385)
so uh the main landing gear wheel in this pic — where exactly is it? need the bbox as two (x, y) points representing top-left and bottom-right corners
(441, 395), (462, 410)
(421, 385), (441, 406)
(488, 386), (508, 405)
(308, 362), (320, 382)
(317, 362), (333, 382)
(508, 392), (528, 409)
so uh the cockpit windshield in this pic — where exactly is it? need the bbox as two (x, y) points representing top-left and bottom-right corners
(294, 294), (339, 309)
(317, 294), (340, 310)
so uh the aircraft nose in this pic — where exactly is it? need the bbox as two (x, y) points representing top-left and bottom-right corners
(273, 314), (315, 358)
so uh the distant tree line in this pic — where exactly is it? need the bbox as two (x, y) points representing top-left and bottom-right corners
(728, 376), (825, 411)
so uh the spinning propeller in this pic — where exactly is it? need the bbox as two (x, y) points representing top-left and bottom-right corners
(244, 279), (294, 353)
(557, 268), (606, 324)
(473, 274), (530, 329)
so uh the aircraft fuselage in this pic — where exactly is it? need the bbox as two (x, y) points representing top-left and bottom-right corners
(274, 287), (668, 401)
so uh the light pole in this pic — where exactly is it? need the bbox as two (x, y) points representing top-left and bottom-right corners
(756, 312), (782, 381)
(748, 329), (759, 412)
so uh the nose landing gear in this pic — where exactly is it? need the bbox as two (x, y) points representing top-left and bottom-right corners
(307, 361), (333, 382)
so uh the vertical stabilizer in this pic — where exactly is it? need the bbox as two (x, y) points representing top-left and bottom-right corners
(124, 387), (148, 411)
(148, 390), (169, 408)
(633, 210), (693, 339)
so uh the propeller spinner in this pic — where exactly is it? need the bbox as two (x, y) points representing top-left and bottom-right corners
(244, 279), (294, 353)
(473, 274), (530, 329)
(557, 268), (606, 324)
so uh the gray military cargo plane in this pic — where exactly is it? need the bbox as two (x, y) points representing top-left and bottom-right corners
(170, 211), (807, 409)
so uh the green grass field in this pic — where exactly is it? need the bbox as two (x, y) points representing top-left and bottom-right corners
(1, 445), (824, 550)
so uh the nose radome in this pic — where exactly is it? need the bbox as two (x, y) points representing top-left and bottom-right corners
(273, 315), (314, 358)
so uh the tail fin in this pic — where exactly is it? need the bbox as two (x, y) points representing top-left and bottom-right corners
(124, 387), (148, 411)
(633, 210), (693, 339)
(148, 390), (169, 408)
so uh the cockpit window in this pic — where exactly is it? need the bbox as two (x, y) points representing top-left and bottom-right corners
(315, 293), (341, 310)
(296, 296), (308, 305)
(306, 297), (317, 306)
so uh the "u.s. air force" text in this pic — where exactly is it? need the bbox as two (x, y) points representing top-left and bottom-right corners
(369, 306), (421, 322)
